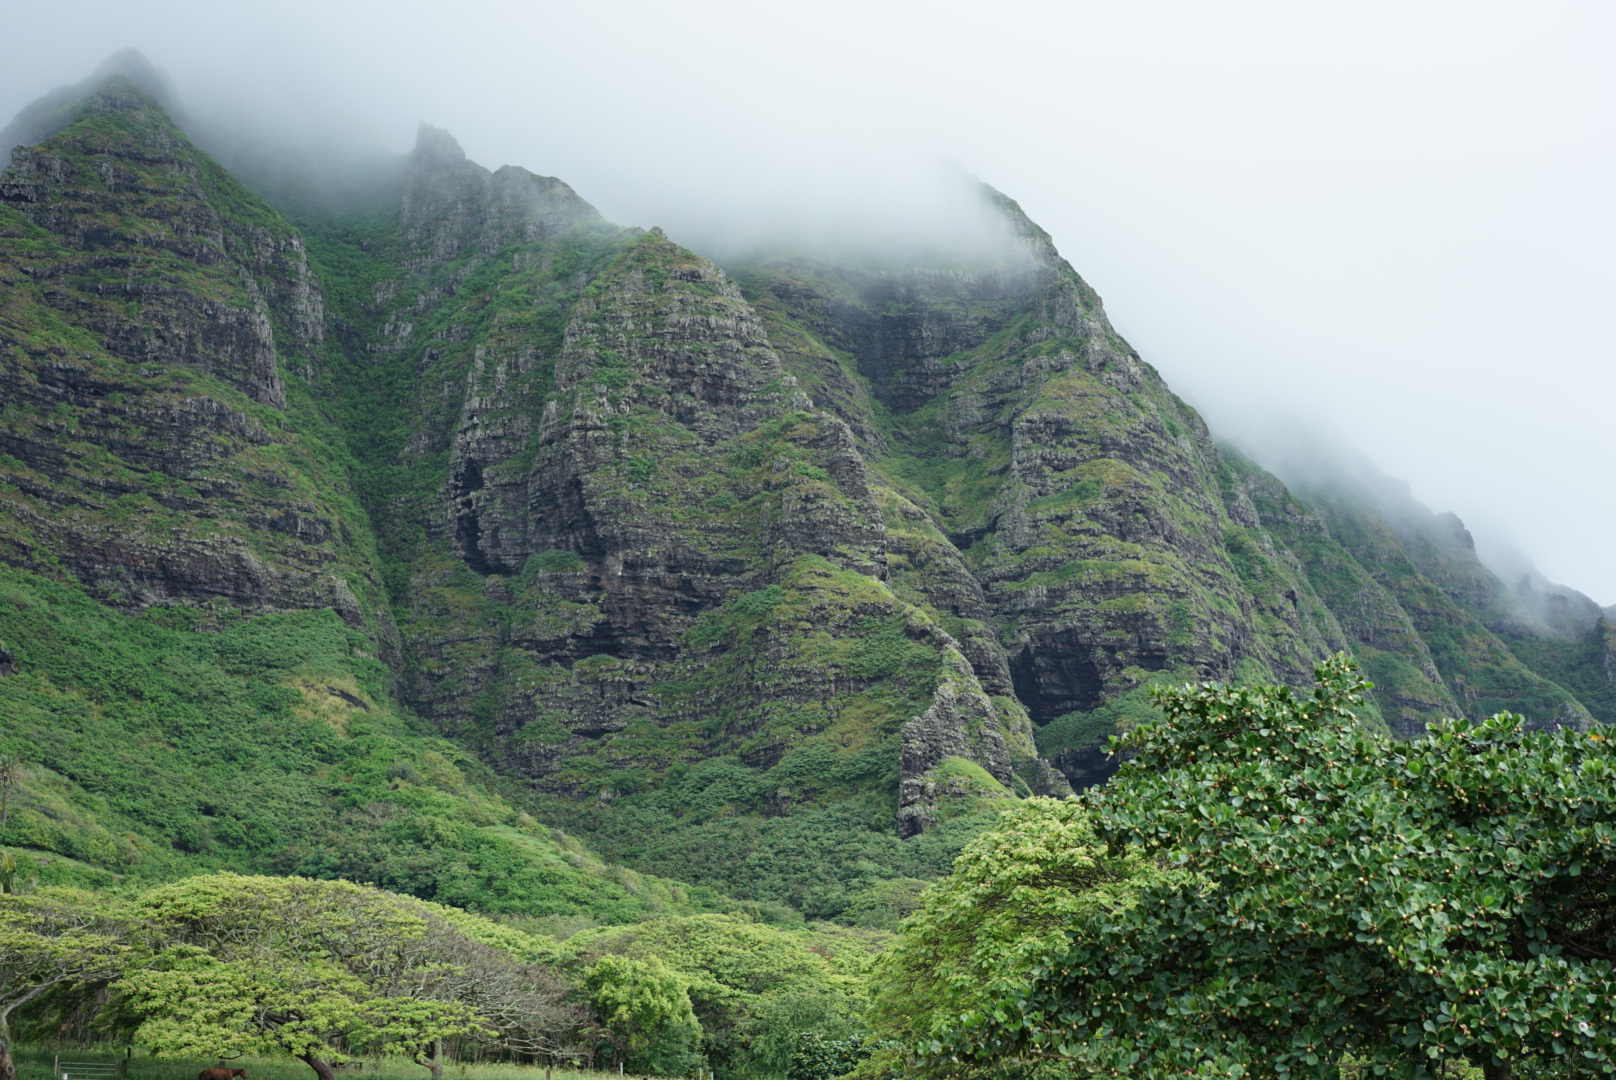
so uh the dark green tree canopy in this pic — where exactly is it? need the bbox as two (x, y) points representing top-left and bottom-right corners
(937, 656), (1615, 1079)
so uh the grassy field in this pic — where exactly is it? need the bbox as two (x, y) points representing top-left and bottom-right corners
(14, 1048), (634, 1080)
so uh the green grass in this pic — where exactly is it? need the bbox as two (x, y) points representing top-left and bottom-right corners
(11, 1046), (635, 1080)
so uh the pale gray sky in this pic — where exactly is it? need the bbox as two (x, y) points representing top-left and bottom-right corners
(4, 0), (1612, 602)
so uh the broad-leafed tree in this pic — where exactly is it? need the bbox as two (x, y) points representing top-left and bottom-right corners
(0, 889), (131, 1080)
(916, 657), (1616, 1079)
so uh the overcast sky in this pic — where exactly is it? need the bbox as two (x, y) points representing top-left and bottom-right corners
(4, 0), (1612, 602)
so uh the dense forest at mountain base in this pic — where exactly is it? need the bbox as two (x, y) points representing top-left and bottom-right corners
(6, 1051), (616, 1080)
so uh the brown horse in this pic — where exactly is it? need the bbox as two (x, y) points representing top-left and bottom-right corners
(198, 1070), (247, 1080)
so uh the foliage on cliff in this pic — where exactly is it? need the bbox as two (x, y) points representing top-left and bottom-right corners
(294, 127), (1053, 905)
(0, 565), (739, 924)
(0, 78), (769, 923)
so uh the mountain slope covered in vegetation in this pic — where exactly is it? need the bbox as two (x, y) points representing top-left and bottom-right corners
(0, 63), (1609, 922)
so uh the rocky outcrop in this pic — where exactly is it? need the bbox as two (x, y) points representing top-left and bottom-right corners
(444, 228), (830, 579)
(740, 190), (1602, 775)
(1, 89), (292, 407)
(401, 124), (602, 260)
(739, 191), (1346, 781)
(897, 649), (1015, 837)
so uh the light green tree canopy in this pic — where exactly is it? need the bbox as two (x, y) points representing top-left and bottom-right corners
(584, 953), (701, 1076)
(939, 656), (1616, 1080)
(861, 797), (1177, 1080)
(0, 888), (132, 1080)
(122, 946), (475, 1079)
(119, 874), (526, 1080)
(566, 913), (877, 1076)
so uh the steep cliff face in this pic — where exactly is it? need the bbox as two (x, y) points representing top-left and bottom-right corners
(0, 77), (384, 628)
(0, 79), (662, 911)
(728, 194), (1609, 783)
(0, 80), (807, 918)
(731, 194), (1359, 797)
(1, 67), (1608, 915)
(1217, 451), (1458, 734)
(306, 128), (1055, 890)
(1254, 458), (1598, 732)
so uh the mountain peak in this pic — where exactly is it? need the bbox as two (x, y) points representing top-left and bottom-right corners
(90, 48), (177, 106)
(1, 49), (181, 164)
(400, 125), (602, 259)
(412, 122), (468, 164)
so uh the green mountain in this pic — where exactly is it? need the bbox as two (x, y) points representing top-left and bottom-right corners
(0, 63), (1609, 922)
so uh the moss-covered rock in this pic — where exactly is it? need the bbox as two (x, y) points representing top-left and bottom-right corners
(301, 127), (1042, 889)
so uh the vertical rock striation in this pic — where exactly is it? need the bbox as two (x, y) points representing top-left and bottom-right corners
(317, 127), (1055, 844)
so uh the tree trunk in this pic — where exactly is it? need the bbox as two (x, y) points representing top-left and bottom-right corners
(0, 1013), (16, 1080)
(1483, 1061), (1512, 1080)
(416, 1039), (443, 1080)
(299, 1055), (338, 1080)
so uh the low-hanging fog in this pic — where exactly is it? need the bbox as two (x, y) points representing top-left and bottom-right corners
(4, 0), (1612, 602)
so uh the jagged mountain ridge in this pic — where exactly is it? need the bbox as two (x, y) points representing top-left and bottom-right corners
(0, 64), (1611, 912)
(316, 122), (1067, 845)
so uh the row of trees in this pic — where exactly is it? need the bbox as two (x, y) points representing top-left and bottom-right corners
(0, 875), (588, 1080)
(865, 656), (1616, 1079)
(1, 874), (880, 1080)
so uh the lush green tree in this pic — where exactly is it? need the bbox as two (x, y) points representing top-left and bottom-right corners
(123, 946), (476, 1080)
(120, 874), (530, 1080)
(584, 953), (702, 1076)
(937, 656), (1616, 1080)
(0, 888), (132, 1080)
(739, 990), (867, 1079)
(788, 1032), (881, 1080)
(859, 798), (1177, 1080)
(566, 913), (876, 1076)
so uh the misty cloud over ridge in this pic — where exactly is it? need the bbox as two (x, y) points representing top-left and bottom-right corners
(2, 0), (1611, 604)
(1224, 420), (1615, 629)
(0, 47), (181, 158)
